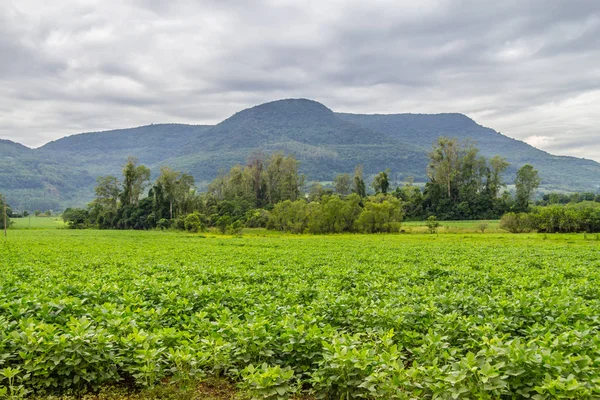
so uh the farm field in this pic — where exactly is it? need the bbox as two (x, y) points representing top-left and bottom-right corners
(402, 220), (501, 233)
(1, 230), (599, 399)
(10, 216), (66, 230)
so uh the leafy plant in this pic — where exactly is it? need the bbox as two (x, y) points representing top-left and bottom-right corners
(240, 363), (297, 400)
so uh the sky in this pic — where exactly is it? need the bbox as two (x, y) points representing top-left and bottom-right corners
(1, 0), (599, 160)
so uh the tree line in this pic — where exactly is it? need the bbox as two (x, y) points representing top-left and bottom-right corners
(500, 202), (600, 234)
(57, 137), (549, 233)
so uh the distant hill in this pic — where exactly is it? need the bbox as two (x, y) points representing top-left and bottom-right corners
(0, 140), (94, 211)
(1, 98), (599, 210)
(39, 124), (212, 176)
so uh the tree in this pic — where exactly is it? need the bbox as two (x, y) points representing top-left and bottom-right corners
(487, 156), (510, 198)
(394, 177), (424, 219)
(216, 215), (232, 234)
(277, 153), (303, 203)
(0, 194), (10, 233)
(355, 195), (403, 233)
(93, 176), (120, 211)
(515, 164), (541, 212)
(423, 138), (510, 220)
(155, 166), (195, 219)
(372, 170), (390, 194)
(62, 208), (89, 229)
(427, 137), (460, 199)
(184, 212), (204, 233)
(120, 157), (151, 207)
(499, 212), (534, 233)
(334, 173), (352, 196)
(307, 183), (327, 202)
(247, 153), (267, 207)
(353, 165), (367, 198)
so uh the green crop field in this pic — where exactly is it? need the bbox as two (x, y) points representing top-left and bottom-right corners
(1, 230), (599, 399)
(10, 216), (66, 230)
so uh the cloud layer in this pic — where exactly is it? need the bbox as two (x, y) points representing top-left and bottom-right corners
(1, 0), (599, 160)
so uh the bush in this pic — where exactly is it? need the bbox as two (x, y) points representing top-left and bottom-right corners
(245, 209), (271, 228)
(62, 208), (90, 229)
(227, 220), (243, 235)
(157, 218), (170, 230)
(355, 196), (402, 233)
(172, 218), (185, 231)
(499, 212), (533, 233)
(184, 212), (203, 233)
(477, 221), (489, 233)
(216, 216), (232, 234)
(426, 215), (440, 234)
(532, 202), (600, 233)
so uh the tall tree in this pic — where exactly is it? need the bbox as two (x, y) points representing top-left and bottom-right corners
(279, 154), (303, 202)
(265, 152), (285, 204)
(372, 170), (390, 194)
(93, 176), (120, 211)
(334, 173), (352, 196)
(0, 194), (9, 235)
(265, 152), (302, 204)
(353, 165), (367, 198)
(120, 157), (151, 207)
(515, 164), (541, 211)
(155, 166), (196, 219)
(247, 153), (267, 207)
(487, 156), (510, 197)
(427, 137), (460, 199)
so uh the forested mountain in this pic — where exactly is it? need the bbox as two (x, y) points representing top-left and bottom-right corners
(39, 124), (212, 176)
(1, 99), (599, 210)
(164, 99), (428, 185)
(337, 112), (600, 189)
(0, 139), (94, 210)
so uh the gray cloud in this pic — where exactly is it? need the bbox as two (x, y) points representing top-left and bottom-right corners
(0, 0), (599, 161)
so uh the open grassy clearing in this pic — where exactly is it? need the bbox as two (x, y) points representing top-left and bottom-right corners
(1, 230), (599, 399)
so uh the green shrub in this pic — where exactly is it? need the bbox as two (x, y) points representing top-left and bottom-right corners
(426, 215), (440, 234)
(184, 212), (204, 233)
(499, 212), (533, 233)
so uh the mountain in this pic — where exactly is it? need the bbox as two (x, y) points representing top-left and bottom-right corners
(165, 99), (427, 184)
(39, 124), (212, 176)
(1, 98), (599, 210)
(337, 112), (600, 189)
(0, 139), (94, 211)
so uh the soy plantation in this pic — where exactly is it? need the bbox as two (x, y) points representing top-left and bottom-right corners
(1, 230), (599, 399)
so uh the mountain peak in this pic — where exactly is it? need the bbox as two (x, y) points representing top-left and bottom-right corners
(222, 98), (335, 127)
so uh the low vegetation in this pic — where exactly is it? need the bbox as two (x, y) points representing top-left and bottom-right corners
(1, 231), (599, 398)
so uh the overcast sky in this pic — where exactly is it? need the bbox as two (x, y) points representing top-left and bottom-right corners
(1, 0), (599, 160)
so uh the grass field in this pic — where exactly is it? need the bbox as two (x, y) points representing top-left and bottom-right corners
(1, 230), (599, 399)
(8, 217), (502, 234)
(10, 216), (66, 229)
(402, 219), (501, 233)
